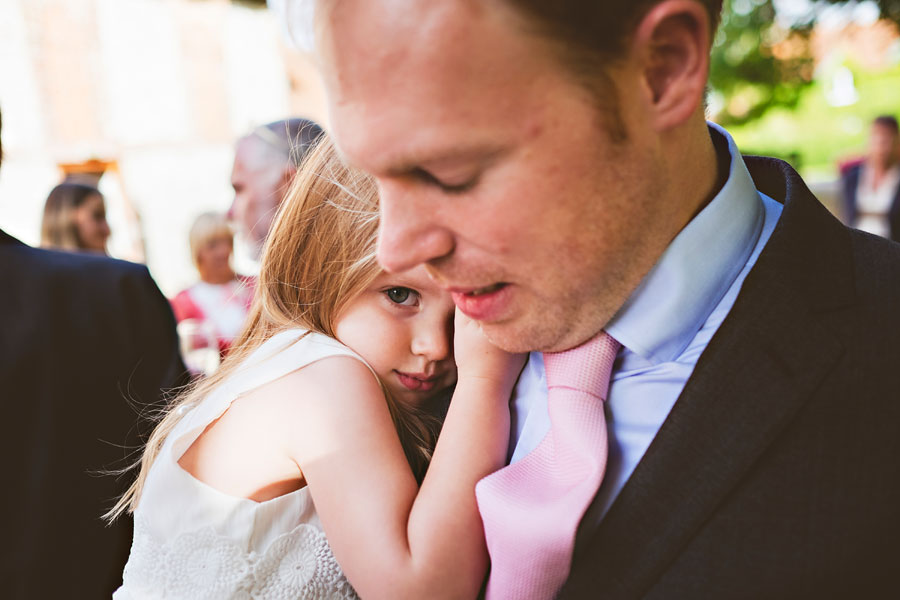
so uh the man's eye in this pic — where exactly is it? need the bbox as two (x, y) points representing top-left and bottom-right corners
(413, 168), (476, 194)
(385, 287), (417, 306)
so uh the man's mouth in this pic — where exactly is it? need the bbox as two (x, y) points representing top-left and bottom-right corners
(461, 283), (507, 296)
(450, 283), (511, 321)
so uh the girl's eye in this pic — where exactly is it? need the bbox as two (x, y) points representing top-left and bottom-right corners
(385, 287), (417, 306)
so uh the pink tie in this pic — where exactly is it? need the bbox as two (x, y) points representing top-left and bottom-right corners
(476, 331), (620, 599)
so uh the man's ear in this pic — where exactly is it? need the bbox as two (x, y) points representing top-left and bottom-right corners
(632, 0), (711, 132)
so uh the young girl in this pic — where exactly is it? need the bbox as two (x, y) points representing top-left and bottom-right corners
(111, 136), (522, 599)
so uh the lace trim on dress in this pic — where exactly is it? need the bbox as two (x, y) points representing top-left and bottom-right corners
(122, 515), (359, 600)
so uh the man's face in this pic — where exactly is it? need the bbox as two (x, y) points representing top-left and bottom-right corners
(229, 137), (290, 257)
(319, 0), (667, 353)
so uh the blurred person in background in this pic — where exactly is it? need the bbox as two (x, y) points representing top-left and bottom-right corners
(840, 115), (900, 242)
(0, 106), (188, 599)
(228, 117), (324, 259)
(171, 211), (254, 357)
(40, 180), (111, 254)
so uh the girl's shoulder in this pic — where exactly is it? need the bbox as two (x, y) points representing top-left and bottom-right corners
(252, 332), (382, 406)
(174, 329), (374, 439)
(162, 330), (385, 502)
(228, 334), (387, 466)
(235, 328), (382, 412)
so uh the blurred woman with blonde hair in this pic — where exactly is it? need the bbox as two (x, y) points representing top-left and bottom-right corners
(41, 181), (111, 254)
(170, 211), (254, 356)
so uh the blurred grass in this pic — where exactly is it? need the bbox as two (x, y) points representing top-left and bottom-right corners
(726, 61), (900, 181)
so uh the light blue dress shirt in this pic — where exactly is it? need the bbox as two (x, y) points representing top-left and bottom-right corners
(508, 124), (785, 521)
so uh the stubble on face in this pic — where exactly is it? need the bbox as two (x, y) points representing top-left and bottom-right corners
(472, 144), (666, 354)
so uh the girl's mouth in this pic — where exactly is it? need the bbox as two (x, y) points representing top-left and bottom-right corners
(395, 371), (438, 392)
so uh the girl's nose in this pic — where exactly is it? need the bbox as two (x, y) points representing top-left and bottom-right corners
(411, 314), (453, 363)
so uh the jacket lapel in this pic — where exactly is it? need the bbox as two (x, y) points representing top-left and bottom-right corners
(563, 157), (856, 598)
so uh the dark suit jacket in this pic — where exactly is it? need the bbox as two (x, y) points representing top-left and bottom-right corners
(0, 229), (187, 599)
(562, 157), (900, 599)
(840, 161), (900, 243)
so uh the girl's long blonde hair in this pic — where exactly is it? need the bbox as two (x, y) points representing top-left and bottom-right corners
(108, 136), (440, 519)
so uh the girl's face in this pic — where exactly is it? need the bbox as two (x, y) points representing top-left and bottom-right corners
(74, 193), (110, 252)
(334, 265), (458, 409)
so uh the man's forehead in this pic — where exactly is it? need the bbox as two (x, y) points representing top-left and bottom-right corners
(321, 0), (489, 99)
(323, 0), (483, 55)
(320, 0), (545, 172)
(329, 82), (527, 178)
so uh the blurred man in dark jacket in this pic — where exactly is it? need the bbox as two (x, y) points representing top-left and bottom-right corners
(0, 106), (188, 599)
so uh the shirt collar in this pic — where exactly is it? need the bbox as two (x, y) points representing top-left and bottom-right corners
(605, 123), (765, 364)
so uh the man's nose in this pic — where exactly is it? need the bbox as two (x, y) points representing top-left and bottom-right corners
(376, 184), (453, 273)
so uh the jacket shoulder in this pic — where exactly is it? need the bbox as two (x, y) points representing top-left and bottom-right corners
(4, 243), (155, 290)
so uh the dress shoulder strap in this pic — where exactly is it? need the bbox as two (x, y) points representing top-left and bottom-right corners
(174, 329), (375, 439)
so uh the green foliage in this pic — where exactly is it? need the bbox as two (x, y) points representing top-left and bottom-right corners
(710, 0), (900, 127)
(727, 61), (900, 178)
(711, 0), (900, 178)
(710, 0), (815, 126)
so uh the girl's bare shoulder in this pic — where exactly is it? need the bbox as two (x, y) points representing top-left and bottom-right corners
(261, 353), (380, 403)
(238, 353), (386, 433)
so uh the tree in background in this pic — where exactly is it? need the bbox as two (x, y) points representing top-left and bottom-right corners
(710, 0), (900, 127)
(710, 0), (813, 126)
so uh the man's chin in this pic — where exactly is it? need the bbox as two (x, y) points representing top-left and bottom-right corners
(480, 319), (604, 354)
(479, 321), (548, 354)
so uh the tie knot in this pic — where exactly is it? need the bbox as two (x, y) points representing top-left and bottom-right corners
(542, 331), (620, 399)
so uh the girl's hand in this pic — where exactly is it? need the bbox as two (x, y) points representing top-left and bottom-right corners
(453, 309), (527, 390)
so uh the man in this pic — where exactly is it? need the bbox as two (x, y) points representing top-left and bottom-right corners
(0, 108), (188, 598)
(314, 1), (900, 598)
(840, 115), (900, 241)
(228, 117), (324, 258)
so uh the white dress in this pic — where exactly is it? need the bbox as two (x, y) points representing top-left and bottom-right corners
(115, 329), (365, 599)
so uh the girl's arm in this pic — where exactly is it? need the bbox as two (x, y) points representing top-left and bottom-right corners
(274, 311), (523, 598)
